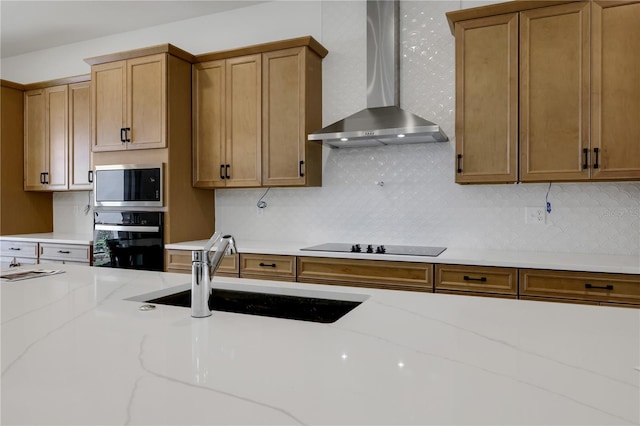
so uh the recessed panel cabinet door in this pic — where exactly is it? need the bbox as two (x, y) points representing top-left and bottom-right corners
(69, 81), (92, 190)
(45, 85), (68, 191)
(127, 54), (166, 150)
(520, 2), (590, 182)
(454, 13), (518, 184)
(591, 1), (640, 180)
(193, 60), (226, 188)
(24, 89), (46, 190)
(225, 55), (261, 188)
(91, 60), (126, 151)
(262, 47), (306, 186)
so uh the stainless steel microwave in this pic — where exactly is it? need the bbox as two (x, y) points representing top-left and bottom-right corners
(94, 164), (163, 208)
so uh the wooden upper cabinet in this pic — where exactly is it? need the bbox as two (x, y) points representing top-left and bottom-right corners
(225, 54), (262, 187)
(68, 81), (92, 190)
(591, 0), (640, 180)
(24, 89), (46, 190)
(193, 60), (226, 188)
(262, 47), (323, 187)
(91, 53), (166, 151)
(520, 2), (590, 182)
(454, 13), (518, 184)
(193, 55), (260, 188)
(24, 85), (68, 191)
(192, 37), (327, 189)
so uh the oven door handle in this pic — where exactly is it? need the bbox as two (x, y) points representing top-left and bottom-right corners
(94, 224), (160, 233)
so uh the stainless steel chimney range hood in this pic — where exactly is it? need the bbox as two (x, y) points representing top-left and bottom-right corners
(309, 0), (448, 148)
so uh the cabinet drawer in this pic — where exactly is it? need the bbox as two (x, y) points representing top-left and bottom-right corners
(519, 269), (640, 305)
(39, 243), (91, 263)
(0, 256), (38, 267)
(0, 241), (38, 258)
(297, 257), (433, 292)
(240, 254), (296, 280)
(165, 249), (239, 277)
(435, 264), (517, 295)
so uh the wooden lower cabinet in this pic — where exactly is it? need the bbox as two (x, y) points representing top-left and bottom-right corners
(435, 264), (517, 297)
(164, 249), (239, 278)
(519, 269), (640, 306)
(297, 256), (433, 292)
(239, 253), (296, 282)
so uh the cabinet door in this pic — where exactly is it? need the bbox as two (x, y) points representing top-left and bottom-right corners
(225, 54), (261, 187)
(520, 2), (590, 182)
(591, 1), (640, 180)
(92, 60), (126, 151)
(127, 54), (167, 150)
(454, 13), (518, 184)
(68, 81), (92, 190)
(193, 60), (226, 188)
(24, 89), (47, 190)
(45, 85), (68, 191)
(262, 47), (307, 186)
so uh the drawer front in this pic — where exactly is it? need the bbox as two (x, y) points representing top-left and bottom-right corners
(165, 249), (239, 276)
(297, 257), (433, 291)
(519, 269), (640, 305)
(39, 243), (91, 263)
(435, 264), (517, 295)
(0, 256), (38, 267)
(240, 254), (296, 278)
(0, 241), (38, 258)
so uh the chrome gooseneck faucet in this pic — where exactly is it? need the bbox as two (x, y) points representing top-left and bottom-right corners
(191, 233), (237, 318)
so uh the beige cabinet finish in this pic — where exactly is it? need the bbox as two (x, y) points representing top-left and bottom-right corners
(239, 253), (296, 282)
(1, 81), (53, 235)
(261, 47), (323, 187)
(454, 13), (518, 184)
(24, 77), (92, 192)
(297, 256), (433, 292)
(0, 240), (39, 267)
(520, 268), (640, 305)
(91, 54), (166, 152)
(68, 81), (92, 190)
(24, 85), (68, 191)
(193, 37), (326, 189)
(435, 264), (518, 296)
(165, 249), (239, 278)
(591, 1), (640, 180)
(193, 55), (261, 188)
(520, 2), (590, 182)
(449, 0), (640, 184)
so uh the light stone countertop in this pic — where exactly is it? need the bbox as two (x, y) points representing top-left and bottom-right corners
(1, 263), (639, 425)
(166, 239), (640, 275)
(0, 232), (93, 245)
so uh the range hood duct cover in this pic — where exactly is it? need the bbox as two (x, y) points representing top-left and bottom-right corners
(309, 0), (448, 148)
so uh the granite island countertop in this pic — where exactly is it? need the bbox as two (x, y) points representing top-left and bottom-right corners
(1, 263), (639, 425)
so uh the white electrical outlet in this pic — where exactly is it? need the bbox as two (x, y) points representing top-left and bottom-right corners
(525, 207), (546, 224)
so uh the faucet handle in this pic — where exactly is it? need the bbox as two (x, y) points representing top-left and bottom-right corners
(223, 235), (237, 255)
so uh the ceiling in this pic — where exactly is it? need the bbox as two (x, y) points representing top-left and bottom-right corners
(0, 1), (265, 58)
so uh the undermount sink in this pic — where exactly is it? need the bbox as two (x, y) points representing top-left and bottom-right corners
(129, 284), (367, 323)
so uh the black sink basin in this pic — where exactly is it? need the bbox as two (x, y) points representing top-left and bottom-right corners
(145, 288), (363, 323)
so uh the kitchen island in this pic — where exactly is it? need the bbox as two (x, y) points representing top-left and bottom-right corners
(2, 264), (639, 425)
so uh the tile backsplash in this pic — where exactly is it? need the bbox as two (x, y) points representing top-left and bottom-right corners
(53, 192), (93, 235)
(214, 0), (640, 256)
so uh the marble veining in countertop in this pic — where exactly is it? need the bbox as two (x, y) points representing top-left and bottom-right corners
(165, 239), (640, 275)
(1, 263), (638, 425)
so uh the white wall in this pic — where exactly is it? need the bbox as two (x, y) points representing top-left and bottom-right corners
(5, 1), (639, 256)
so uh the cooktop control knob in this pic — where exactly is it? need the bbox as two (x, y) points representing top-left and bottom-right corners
(366, 244), (374, 253)
(351, 244), (361, 253)
(376, 245), (386, 254)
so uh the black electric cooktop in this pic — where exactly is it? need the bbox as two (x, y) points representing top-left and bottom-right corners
(301, 243), (446, 257)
